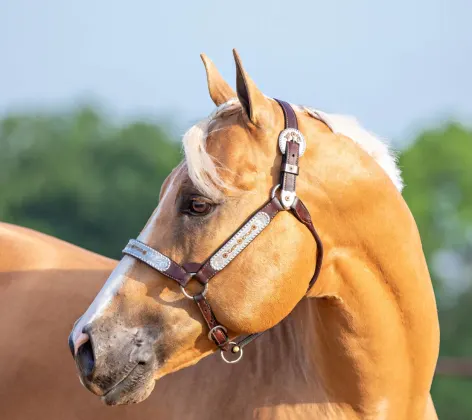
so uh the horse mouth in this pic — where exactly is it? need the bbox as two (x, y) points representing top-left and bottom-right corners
(102, 363), (138, 395)
(100, 363), (155, 406)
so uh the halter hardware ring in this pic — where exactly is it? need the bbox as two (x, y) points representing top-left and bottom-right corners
(271, 184), (281, 199)
(220, 341), (244, 364)
(207, 325), (228, 341)
(180, 274), (208, 299)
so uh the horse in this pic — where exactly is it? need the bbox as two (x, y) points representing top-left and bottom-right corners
(69, 50), (440, 419)
(0, 221), (232, 419)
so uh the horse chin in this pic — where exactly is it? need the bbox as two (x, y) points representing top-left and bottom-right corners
(100, 365), (155, 405)
(100, 368), (156, 406)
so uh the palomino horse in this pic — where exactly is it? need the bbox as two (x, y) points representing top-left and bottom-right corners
(0, 222), (233, 419)
(70, 50), (440, 419)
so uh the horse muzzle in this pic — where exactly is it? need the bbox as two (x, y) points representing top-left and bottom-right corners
(68, 322), (157, 405)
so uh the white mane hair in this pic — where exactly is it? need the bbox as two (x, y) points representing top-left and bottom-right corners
(299, 106), (403, 191)
(182, 99), (403, 201)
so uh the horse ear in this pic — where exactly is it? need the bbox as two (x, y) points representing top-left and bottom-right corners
(200, 53), (236, 106)
(233, 49), (271, 126)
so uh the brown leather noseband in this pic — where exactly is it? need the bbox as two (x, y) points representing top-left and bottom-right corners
(123, 99), (324, 363)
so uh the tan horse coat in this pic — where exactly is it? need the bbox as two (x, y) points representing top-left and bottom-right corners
(68, 51), (440, 419)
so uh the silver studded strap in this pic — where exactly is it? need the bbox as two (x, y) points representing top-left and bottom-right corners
(210, 211), (271, 271)
(123, 239), (171, 272)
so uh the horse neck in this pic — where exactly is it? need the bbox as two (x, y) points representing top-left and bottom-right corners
(231, 244), (438, 420)
(300, 255), (438, 420)
(290, 131), (440, 417)
(226, 298), (345, 417)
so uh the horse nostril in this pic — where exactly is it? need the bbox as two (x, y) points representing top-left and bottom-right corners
(76, 340), (95, 379)
(68, 332), (75, 357)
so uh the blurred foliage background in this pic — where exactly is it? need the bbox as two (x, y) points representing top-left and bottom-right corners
(0, 107), (471, 418)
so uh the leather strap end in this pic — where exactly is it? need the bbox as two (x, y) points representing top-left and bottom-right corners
(194, 295), (230, 351)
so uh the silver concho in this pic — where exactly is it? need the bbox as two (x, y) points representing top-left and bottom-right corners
(123, 239), (171, 272)
(278, 128), (306, 156)
(210, 212), (271, 271)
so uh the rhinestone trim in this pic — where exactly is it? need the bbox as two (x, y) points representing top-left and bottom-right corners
(210, 212), (271, 271)
(123, 239), (171, 272)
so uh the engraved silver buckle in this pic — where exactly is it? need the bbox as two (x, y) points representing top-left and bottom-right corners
(278, 128), (306, 156)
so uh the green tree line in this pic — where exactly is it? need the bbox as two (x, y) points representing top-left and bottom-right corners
(1, 107), (471, 418)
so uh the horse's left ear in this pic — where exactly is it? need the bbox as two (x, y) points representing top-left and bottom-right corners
(201, 53), (236, 106)
(233, 49), (272, 126)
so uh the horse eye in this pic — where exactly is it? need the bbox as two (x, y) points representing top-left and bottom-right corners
(191, 200), (210, 214)
(182, 198), (213, 216)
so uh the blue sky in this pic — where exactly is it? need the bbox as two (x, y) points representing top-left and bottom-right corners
(1, 0), (471, 144)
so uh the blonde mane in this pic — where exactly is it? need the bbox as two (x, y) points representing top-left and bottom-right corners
(182, 99), (403, 201)
(300, 106), (403, 191)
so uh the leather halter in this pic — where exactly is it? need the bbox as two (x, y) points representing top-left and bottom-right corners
(123, 100), (324, 363)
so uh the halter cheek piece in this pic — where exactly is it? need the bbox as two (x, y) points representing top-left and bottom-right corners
(123, 100), (324, 363)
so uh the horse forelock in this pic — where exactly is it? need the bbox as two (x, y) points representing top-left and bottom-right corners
(181, 99), (403, 202)
(182, 98), (241, 201)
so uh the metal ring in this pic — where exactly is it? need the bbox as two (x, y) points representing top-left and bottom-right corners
(207, 325), (228, 341)
(220, 342), (244, 364)
(270, 184), (281, 199)
(180, 283), (208, 299)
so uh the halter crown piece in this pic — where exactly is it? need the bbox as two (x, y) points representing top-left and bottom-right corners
(122, 99), (324, 363)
